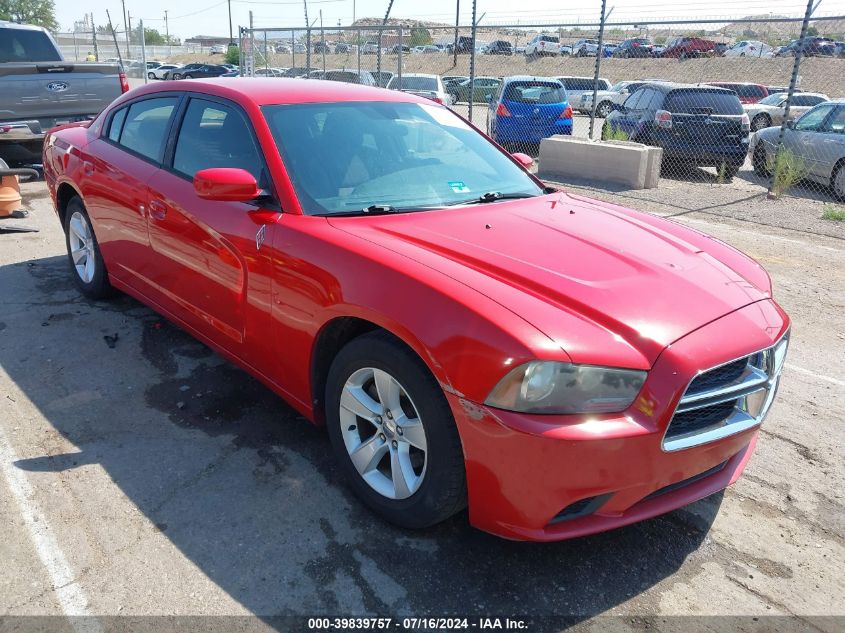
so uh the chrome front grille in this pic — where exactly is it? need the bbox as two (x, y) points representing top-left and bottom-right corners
(663, 332), (789, 452)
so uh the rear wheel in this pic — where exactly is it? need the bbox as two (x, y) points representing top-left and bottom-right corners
(751, 114), (771, 132)
(184, 74), (194, 79)
(723, 162), (741, 180)
(64, 197), (113, 300)
(147, 71), (155, 79)
(596, 101), (612, 118)
(325, 332), (466, 528)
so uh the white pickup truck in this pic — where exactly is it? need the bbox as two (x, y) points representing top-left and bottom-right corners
(0, 21), (127, 165)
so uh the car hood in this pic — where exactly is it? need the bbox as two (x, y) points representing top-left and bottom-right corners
(329, 193), (770, 368)
(744, 104), (778, 115)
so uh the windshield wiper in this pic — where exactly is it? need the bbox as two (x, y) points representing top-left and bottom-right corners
(315, 204), (399, 217)
(447, 191), (538, 206)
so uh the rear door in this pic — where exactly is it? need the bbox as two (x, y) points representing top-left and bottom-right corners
(144, 95), (278, 359)
(83, 95), (179, 290)
(788, 103), (838, 178)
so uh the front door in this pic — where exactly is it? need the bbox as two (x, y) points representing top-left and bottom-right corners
(144, 96), (279, 360)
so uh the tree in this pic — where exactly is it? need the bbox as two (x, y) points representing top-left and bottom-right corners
(225, 45), (240, 65)
(0, 0), (59, 31)
(806, 26), (819, 37)
(408, 26), (432, 47)
(131, 24), (166, 45)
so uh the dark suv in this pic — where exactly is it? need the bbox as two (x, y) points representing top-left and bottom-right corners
(777, 37), (836, 57)
(603, 83), (750, 179)
(613, 38), (654, 58)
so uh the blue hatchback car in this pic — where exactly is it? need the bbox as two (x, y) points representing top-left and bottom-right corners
(486, 76), (573, 150)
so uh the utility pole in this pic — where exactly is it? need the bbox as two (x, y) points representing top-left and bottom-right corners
(303, 0), (310, 73)
(320, 9), (326, 73)
(589, 3), (613, 139)
(106, 10), (124, 68)
(228, 0), (234, 45)
(377, 0), (396, 83)
(468, 0), (477, 123)
(121, 0), (129, 58)
(164, 11), (171, 56)
(768, 0), (820, 198)
(128, 12), (133, 57)
(91, 14), (99, 61)
(453, 0), (460, 67)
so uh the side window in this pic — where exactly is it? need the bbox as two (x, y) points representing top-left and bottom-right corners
(794, 104), (835, 131)
(172, 98), (263, 182)
(107, 107), (127, 142)
(637, 89), (660, 112)
(118, 97), (178, 162)
(823, 106), (845, 134)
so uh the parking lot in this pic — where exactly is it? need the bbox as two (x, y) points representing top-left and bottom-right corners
(1, 176), (843, 630)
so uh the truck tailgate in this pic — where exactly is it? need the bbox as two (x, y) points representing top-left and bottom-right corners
(0, 62), (123, 124)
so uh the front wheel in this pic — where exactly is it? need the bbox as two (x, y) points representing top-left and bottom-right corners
(596, 101), (612, 118)
(147, 71), (156, 79)
(325, 332), (466, 529)
(753, 144), (771, 177)
(64, 197), (113, 299)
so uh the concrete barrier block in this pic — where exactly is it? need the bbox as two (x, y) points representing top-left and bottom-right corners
(538, 136), (662, 190)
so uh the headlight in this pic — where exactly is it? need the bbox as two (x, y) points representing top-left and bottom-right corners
(484, 361), (647, 415)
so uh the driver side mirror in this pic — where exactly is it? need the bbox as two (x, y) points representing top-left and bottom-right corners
(511, 152), (534, 168)
(784, 120), (795, 129)
(193, 168), (261, 202)
(610, 102), (626, 113)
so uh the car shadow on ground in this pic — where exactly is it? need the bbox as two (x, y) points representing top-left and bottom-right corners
(3, 254), (723, 622)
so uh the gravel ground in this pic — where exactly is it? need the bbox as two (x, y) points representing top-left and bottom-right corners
(0, 180), (843, 632)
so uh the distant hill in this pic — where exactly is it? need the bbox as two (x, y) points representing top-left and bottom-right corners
(720, 15), (845, 40)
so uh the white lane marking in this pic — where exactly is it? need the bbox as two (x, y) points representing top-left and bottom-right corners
(785, 363), (845, 388)
(677, 217), (843, 253)
(0, 415), (101, 632)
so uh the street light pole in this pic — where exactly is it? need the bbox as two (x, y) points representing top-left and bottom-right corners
(121, 0), (129, 57)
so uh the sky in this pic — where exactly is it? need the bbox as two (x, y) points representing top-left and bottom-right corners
(56, 0), (845, 39)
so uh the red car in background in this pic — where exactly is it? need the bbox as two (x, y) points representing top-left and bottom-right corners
(705, 82), (769, 104)
(43, 79), (789, 541)
(662, 36), (717, 58)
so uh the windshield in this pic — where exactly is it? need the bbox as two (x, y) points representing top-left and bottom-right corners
(665, 90), (743, 115)
(262, 101), (544, 215)
(758, 93), (787, 105)
(388, 76), (437, 91)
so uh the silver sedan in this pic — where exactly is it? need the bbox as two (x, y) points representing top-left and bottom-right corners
(750, 99), (845, 200)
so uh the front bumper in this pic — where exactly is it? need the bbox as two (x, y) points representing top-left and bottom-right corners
(448, 299), (789, 541)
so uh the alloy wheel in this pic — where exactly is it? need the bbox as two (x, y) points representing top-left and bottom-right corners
(339, 367), (427, 500)
(68, 211), (96, 283)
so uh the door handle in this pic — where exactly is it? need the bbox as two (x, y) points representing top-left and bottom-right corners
(148, 199), (168, 220)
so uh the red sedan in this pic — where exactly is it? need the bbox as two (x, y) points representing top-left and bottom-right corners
(43, 79), (790, 541)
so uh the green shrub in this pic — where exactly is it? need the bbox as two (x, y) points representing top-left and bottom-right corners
(602, 124), (630, 142)
(225, 46), (240, 65)
(769, 149), (807, 198)
(822, 204), (845, 221)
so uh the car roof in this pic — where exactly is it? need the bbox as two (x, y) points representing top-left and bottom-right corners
(122, 78), (431, 107)
(503, 75), (563, 84)
(395, 73), (439, 78)
(0, 20), (48, 32)
(642, 82), (736, 94)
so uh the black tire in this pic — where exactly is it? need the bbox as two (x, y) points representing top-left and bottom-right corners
(831, 161), (845, 202)
(184, 74), (194, 79)
(596, 101), (612, 118)
(325, 331), (466, 529)
(752, 144), (771, 177)
(171, 73), (181, 80)
(63, 197), (114, 300)
(751, 114), (771, 132)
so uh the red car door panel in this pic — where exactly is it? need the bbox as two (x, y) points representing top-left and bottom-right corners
(141, 96), (278, 366)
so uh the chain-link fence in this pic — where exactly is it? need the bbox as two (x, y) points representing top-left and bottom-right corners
(95, 9), (845, 202)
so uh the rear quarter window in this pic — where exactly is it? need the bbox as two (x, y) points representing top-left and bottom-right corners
(665, 90), (743, 115)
